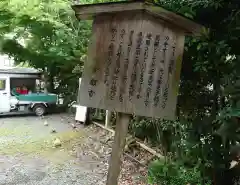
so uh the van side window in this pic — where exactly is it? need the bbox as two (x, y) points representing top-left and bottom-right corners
(0, 79), (6, 90)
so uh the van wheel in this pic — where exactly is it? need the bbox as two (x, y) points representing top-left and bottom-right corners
(33, 104), (46, 116)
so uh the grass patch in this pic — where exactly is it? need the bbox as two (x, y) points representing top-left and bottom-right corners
(0, 128), (87, 157)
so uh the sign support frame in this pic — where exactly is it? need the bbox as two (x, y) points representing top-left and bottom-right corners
(106, 112), (130, 185)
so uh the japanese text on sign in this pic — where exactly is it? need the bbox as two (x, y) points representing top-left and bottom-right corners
(79, 17), (184, 120)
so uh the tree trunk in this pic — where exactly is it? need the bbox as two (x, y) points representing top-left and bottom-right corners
(212, 78), (220, 116)
(47, 73), (54, 93)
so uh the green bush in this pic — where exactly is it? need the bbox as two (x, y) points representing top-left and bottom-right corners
(148, 160), (210, 185)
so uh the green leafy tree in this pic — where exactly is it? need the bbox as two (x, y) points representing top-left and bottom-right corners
(0, 0), (91, 104)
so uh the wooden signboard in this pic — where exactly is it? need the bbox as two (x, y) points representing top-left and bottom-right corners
(78, 12), (184, 120)
(72, 1), (203, 185)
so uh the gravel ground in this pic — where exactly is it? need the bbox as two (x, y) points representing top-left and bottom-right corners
(0, 114), (147, 185)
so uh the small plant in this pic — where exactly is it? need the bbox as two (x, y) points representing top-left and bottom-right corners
(148, 160), (210, 185)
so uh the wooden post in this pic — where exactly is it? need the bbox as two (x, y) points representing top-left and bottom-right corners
(105, 110), (112, 128)
(84, 107), (91, 125)
(106, 112), (130, 185)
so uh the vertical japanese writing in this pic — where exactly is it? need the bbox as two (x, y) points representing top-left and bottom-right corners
(104, 28), (116, 86)
(160, 37), (171, 107)
(110, 29), (125, 100)
(137, 33), (152, 99)
(157, 36), (169, 106)
(144, 35), (160, 106)
(111, 28), (117, 41)
(119, 30), (133, 102)
(129, 32), (143, 101)
(88, 60), (100, 98)
(88, 89), (95, 98)
(162, 83), (169, 109)
(161, 36), (169, 64)
(168, 41), (176, 75)
(153, 69), (164, 106)
(104, 44), (114, 86)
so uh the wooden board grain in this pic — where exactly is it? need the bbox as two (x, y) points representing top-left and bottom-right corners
(78, 11), (185, 120)
(106, 113), (130, 185)
(72, 1), (203, 36)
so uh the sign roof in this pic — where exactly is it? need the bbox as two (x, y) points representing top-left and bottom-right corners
(72, 1), (204, 36)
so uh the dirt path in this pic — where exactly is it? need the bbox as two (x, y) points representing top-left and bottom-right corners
(0, 114), (147, 185)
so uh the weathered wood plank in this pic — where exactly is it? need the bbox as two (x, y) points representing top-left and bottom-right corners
(106, 113), (130, 185)
(92, 121), (165, 159)
(78, 11), (185, 120)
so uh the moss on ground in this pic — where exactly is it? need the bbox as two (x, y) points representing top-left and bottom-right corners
(0, 126), (87, 163)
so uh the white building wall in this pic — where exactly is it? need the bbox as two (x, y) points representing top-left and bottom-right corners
(0, 55), (14, 67)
